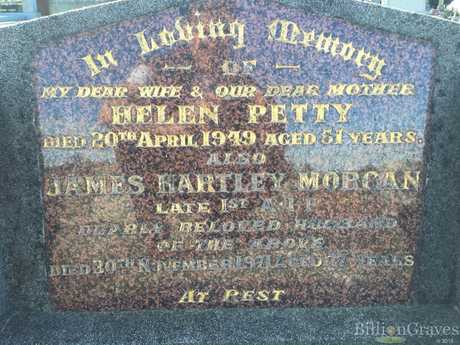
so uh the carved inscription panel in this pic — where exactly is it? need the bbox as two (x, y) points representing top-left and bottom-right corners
(35, 1), (433, 310)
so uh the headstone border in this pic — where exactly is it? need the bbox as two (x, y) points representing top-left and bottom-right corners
(0, 0), (459, 344)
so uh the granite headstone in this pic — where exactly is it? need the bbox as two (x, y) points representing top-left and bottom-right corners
(0, 0), (459, 344)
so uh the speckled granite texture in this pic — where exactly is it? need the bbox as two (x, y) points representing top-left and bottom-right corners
(36, 0), (433, 311)
(0, 0), (459, 344)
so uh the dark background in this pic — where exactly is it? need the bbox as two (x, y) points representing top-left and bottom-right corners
(430, 0), (455, 7)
